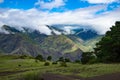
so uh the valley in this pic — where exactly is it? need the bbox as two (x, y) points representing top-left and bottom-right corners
(0, 0), (120, 79)
(0, 22), (120, 80)
(0, 55), (120, 80)
(0, 25), (102, 61)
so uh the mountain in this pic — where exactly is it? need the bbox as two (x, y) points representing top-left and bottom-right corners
(48, 25), (102, 52)
(73, 29), (98, 40)
(0, 25), (82, 61)
(0, 24), (103, 60)
(49, 25), (99, 40)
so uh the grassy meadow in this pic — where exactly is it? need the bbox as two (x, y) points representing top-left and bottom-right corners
(0, 55), (120, 80)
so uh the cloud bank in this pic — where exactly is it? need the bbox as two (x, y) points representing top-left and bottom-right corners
(35, 0), (66, 10)
(84, 0), (119, 4)
(0, 5), (120, 35)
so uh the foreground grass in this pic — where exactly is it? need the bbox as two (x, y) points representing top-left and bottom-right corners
(0, 55), (120, 80)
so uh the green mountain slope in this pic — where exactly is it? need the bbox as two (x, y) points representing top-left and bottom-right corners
(68, 35), (103, 52)
(0, 25), (82, 61)
(40, 35), (80, 53)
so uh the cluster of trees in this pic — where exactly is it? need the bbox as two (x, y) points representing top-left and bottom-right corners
(35, 55), (52, 62)
(94, 21), (120, 63)
(35, 55), (81, 67)
(81, 21), (120, 64)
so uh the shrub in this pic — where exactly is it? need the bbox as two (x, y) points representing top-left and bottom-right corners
(75, 60), (81, 63)
(81, 52), (96, 64)
(47, 56), (52, 61)
(35, 55), (44, 61)
(44, 62), (50, 66)
(65, 58), (71, 62)
(52, 61), (58, 65)
(19, 55), (27, 59)
(60, 62), (67, 67)
(18, 64), (21, 67)
(58, 57), (64, 62)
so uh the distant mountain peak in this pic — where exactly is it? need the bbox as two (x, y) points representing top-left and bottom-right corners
(1, 25), (20, 34)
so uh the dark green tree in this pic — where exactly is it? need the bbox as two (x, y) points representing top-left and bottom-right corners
(44, 62), (50, 66)
(60, 62), (67, 67)
(47, 56), (52, 61)
(81, 52), (96, 64)
(94, 21), (120, 63)
(65, 58), (71, 62)
(75, 59), (81, 63)
(58, 57), (64, 62)
(35, 55), (44, 61)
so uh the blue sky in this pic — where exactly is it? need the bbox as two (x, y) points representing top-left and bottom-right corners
(0, 0), (120, 35)
(0, 0), (119, 11)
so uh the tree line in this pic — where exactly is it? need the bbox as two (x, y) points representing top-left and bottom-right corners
(81, 21), (120, 64)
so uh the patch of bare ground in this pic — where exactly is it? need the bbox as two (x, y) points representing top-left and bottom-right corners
(41, 72), (120, 80)
(0, 70), (28, 76)
(87, 72), (120, 80)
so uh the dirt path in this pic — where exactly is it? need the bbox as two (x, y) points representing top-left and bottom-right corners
(0, 70), (28, 76)
(0, 70), (120, 80)
(41, 72), (120, 80)
(87, 72), (120, 80)
(42, 73), (84, 80)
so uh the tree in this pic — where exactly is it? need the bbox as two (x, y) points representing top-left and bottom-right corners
(47, 56), (52, 61)
(60, 62), (67, 67)
(94, 21), (120, 63)
(65, 58), (71, 62)
(58, 57), (64, 62)
(81, 52), (96, 64)
(44, 62), (50, 66)
(35, 55), (44, 61)
(75, 59), (81, 63)
(52, 61), (58, 65)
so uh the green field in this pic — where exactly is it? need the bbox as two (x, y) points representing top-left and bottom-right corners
(0, 55), (120, 80)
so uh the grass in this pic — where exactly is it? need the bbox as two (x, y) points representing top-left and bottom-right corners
(0, 55), (120, 80)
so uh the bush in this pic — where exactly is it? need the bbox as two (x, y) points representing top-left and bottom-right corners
(19, 55), (27, 59)
(35, 55), (44, 61)
(65, 58), (71, 62)
(81, 52), (96, 64)
(47, 56), (52, 61)
(60, 62), (67, 67)
(44, 62), (50, 66)
(75, 60), (81, 63)
(52, 61), (58, 65)
(19, 55), (33, 59)
(18, 64), (21, 67)
(58, 57), (64, 62)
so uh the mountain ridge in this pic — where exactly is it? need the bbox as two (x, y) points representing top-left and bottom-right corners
(0, 24), (102, 60)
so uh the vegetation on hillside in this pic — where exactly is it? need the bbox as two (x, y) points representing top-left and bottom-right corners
(0, 55), (120, 80)
(94, 21), (120, 63)
(81, 21), (120, 64)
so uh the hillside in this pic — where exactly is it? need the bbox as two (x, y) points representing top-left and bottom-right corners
(40, 35), (79, 53)
(0, 25), (83, 61)
(67, 35), (102, 52)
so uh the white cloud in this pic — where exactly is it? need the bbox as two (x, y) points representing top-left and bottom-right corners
(0, 0), (4, 3)
(83, 0), (119, 4)
(0, 5), (120, 35)
(35, 0), (66, 10)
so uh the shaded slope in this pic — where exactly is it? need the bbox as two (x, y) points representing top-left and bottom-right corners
(68, 35), (103, 52)
(40, 35), (82, 60)
(0, 25), (82, 61)
(40, 35), (80, 53)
